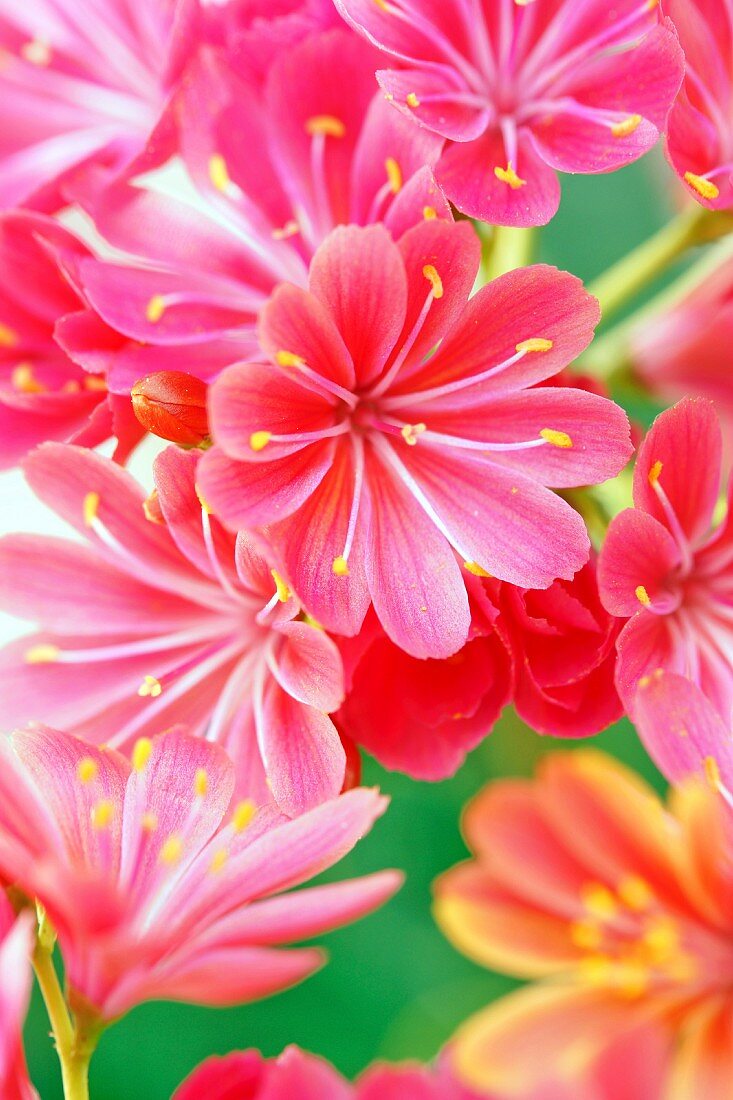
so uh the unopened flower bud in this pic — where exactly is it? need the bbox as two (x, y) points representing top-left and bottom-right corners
(131, 371), (210, 446)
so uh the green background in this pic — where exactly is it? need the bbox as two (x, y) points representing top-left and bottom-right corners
(24, 156), (680, 1098)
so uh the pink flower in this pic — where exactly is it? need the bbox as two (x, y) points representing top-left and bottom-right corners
(63, 28), (448, 394)
(0, 442), (350, 817)
(333, 0), (684, 226)
(0, 896), (35, 1100)
(0, 724), (399, 1022)
(435, 749), (733, 1098)
(200, 220), (632, 659)
(664, 0), (733, 208)
(598, 397), (733, 721)
(0, 0), (199, 210)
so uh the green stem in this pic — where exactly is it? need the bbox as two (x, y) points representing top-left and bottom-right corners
(480, 224), (536, 281)
(33, 943), (98, 1100)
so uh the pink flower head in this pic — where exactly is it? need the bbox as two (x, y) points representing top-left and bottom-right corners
(435, 750), (733, 1097)
(0, 896), (35, 1100)
(598, 397), (733, 722)
(333, 0), (684, 226)
(200, 220), (632, 659)
(64, 28), (449, 395)
(0, 0), (200, 210)
(664, 0), (733, 208)
(0, 724), (398, 1022)
(0, 442), (351, 817)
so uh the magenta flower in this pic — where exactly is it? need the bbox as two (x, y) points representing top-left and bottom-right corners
(0, 442), (349, 817)
(333, 0), (684, 226)
(200, 220), (632, 659)
(598, 398), (733, 721)
(64, 28), (448, 393)
(664, 0), (733, 208)
(0, 724), (398, 1022)
(0, 897), (35, 1100)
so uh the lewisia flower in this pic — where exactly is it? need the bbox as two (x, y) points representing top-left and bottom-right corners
(65, 28), (448, 392)
(0, 0), (198, 209)
(0, 725), (399, 1022)
(0, 896), (35, 1100)
(200, 219), (632, 659)
(435, 750), (733, 1098)
(333, 0), (684, 226)
(0, 443), (349, 816)
(598, 397), (733, 722)
(664, 0), (733, 208)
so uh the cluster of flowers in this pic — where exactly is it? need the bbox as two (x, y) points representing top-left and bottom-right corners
(1, 0), (733, 1097)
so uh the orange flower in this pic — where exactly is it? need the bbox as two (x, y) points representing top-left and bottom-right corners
(434, 751), (733, 1099)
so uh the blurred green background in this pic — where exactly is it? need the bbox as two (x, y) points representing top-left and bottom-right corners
(25, 156), (682, 1098)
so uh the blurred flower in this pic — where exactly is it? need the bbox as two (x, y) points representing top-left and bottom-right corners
(0, 896), (35, 1100)
(598, 397), (733, 721)
(435, 749), (733, 1097)
(131, 370), (210, 446)
(664, 0), (733, 208)
(200, 220), (631, 659)
(0, 443), (348, 817)
(334, 0), (683, 226)
(0, 725), (399, 1022)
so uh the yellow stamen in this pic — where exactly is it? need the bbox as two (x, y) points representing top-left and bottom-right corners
(195, 484), (214, 515)
(704, 755), (721, 791)
(146, 295), (166, 324)
(540, 428), (573, 449)
(208, 153), (231, 193)
(374, 0), (391, 10)
(272, 220), (300, 241)
(401, 422), (426, 446)
(648, 460), (663, 485)
(463, 561), (492, 577)
(332, 556), (350, 576)
(406, 92), (420, 108)
(25, 644), (59, 665)
(516, 338), (553, 354)
(0, 323), (17, 346)
(77, 757), (99, 785)
(143, 490), (164, 525)
(83, 491), (100, 527)
(276, 350), (306, 369)
(194, 768), (208, 798)
(305, 115), (346, 138)
(138, 675), (162, 699)
(423, 206), (437, 220)
(635, 585), (651, 607)
(232, 800), (256, 832)
(494, 162), (526, 189)
(271, 569), (291, 603)
(684, 171), (719, 201)
(570, 919), (603, 951)
(611, 114), (642, 138)
(141, 812), (158, 832)
(581, 882), (618, 920)
(21, 40), (52, 65)
(618, 875), (654, 911)
(385, 156), (403, 194)
(579, 954), (613, 986)
(132, 738), (153, 772)
(642, 916), (679, 963)
(91, 800), (114, 830)
(83, 376), (108, 392)
(249, 431), (271, 452)
(210, 848), (228, 873)
(12, 364), (46, 394)
(160, 835), (183, 865)
(422, 264), (444, 298)
(615, 961), (648, 999)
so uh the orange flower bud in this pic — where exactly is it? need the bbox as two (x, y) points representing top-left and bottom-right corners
(131, 371), (209, 446)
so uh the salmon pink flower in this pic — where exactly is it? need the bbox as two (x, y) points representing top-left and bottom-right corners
(598, 397), (733, 722)
(435, 750), (733, 1098)
(0, 724), (398, 1022)
(333, 0), (684, 226)
(664, 0), (733, 208)
(0, 897), (35, 1100)
(0, 442), (349, 817)
(200, 220), (632, 659)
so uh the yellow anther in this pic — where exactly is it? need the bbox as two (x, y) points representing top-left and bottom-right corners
(704, 755), (722, 791)
(539, 428), (573, 449)
(24, 644), (60, 665)
(615, 961), (649, 999)
(648, 460), (663, 485)
(570, 919), (603, 951)
(143, 490), (164, 526)
(83, 491), (100, 527)
(160, 834), (183, 865)
(232, 800), (256, 832)
(464, 561), (492, 577)
(138, 675), (162, 699)
(146, 295), (166, 324)
(579, 954), (613, 986)
(271, 569), (291, 603)
(210, 848), (228, 874)
(515, 0), (536, 5)
(208, 153), (231, 193)
(77, 757), (99, 785)
(581, 882), (618, 920)
(12, 364), (45, 393)
(385, 156), (403, 194)
(249, 431), (271, 452)
(642, 916), (679, 963)
(332, 556), (350, 576)
(272, 220), (300, 241)
(684, 172), (719, 201)
(305, 115), (346, 138)
(639, 668), (664, 689)
(494, 162), (526, 189)
(132, 737), (153, 772)
(423, 206), (437, 220)
(195, 484), (214, 515)
(516, 338), (553, 354)
(406, 92), (421, 108)
(83, 375), (108, 392)
(91, 800), (114, 830)
(422, 264), (444, 298)
(276, 350), (306, 369)
(141, 812), (158, 832)
(618, 875), (654, 911)
(194, 768), (208, 798)
(21, 40), (52, 65)
(0, 323), (17, 346)
(611, 114), (642, 138)
(635, 585), (651, 607)
(401, 422), (426, 446)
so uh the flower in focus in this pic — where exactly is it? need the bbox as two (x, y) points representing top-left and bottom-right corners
(598, 397), (733, 722)
(200, 220), (632, 659)
(0, 725), (399, 1022)
(435, 749), (733, 1098)
(664, 0), (733, 208)
(0, 443), (349, 816)
(333, 0), (684, 226)
(0, 896), (35, 1100)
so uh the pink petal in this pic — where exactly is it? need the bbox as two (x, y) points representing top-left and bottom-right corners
(271, 620), (344, 712)
(382, 166), (453, 240)
(258, 282), (355, 390)
(598, 508), (683, 617)
(377, 66), (489, 142)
